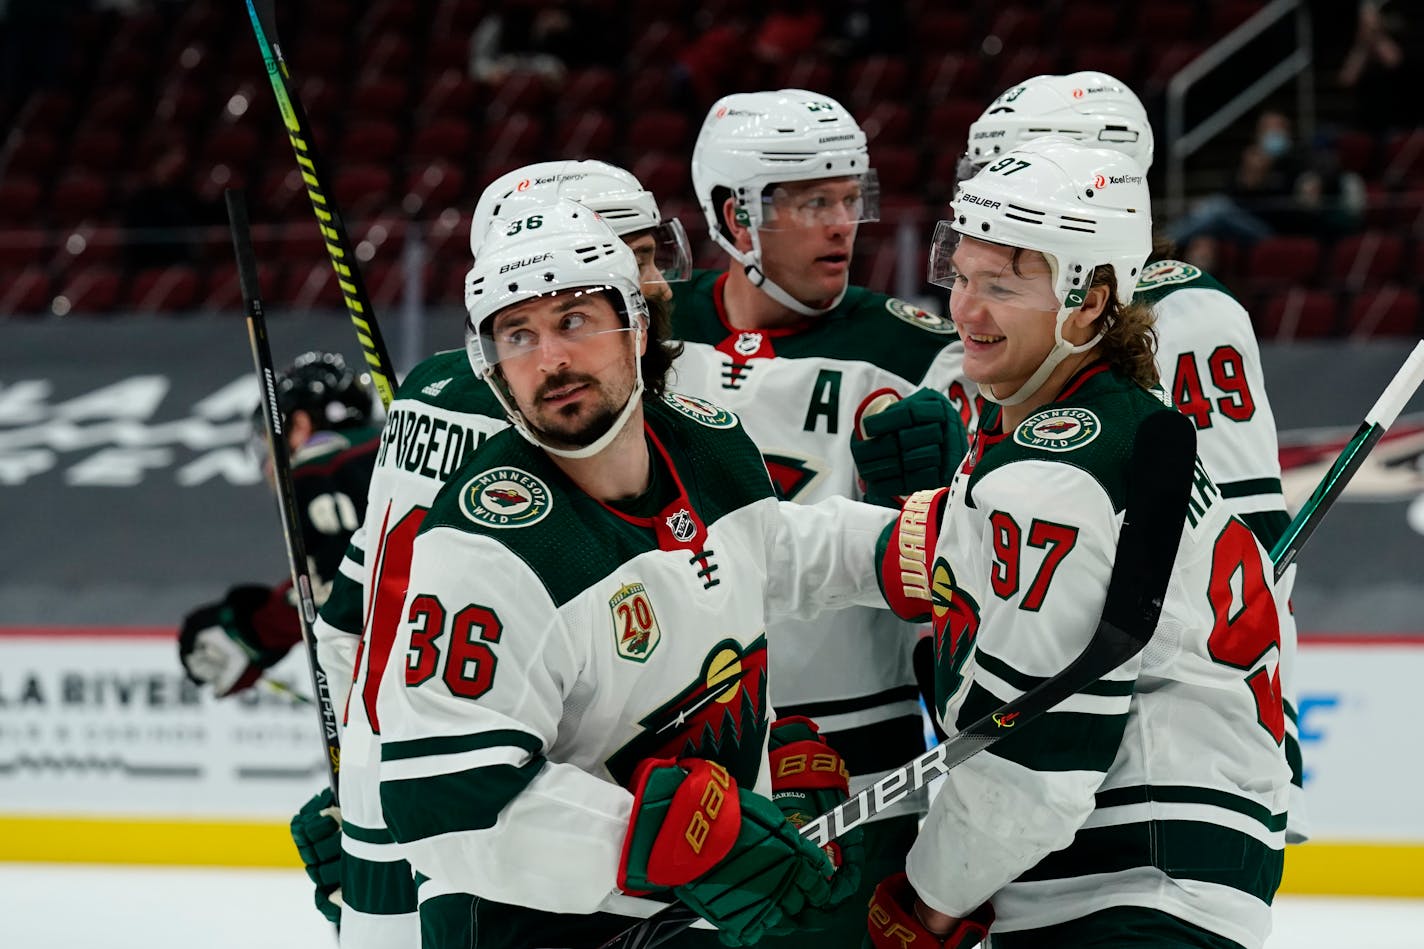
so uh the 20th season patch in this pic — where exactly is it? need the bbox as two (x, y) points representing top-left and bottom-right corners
(1013, 407), (1102, 452)
(459, 466), (552, 528)
(662, 391), (739, 429)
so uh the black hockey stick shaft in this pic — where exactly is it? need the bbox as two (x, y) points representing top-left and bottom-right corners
(1270, 339), (1424, 580)
(242, 0), (398, 410)
(226, 188), (342, 798)
(598, 410), (1200, 949)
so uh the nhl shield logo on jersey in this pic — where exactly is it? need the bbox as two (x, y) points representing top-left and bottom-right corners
(662, 391), (739, 429)
(458, 466), (552, 528)
(610, 582), (661, 662)
(885, 297), (956, 335)
(1136, 259), (1202, 291)
(734, 332), (764, 357)
(665, 507), (697, 543)
(1014, 407), (1102, 453)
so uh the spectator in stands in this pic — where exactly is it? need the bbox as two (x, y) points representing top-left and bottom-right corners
(1338, 1), (1407, 133)
(1169, 109), (1363, 252)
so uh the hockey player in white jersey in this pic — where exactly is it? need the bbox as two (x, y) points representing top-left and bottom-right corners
(675, 89), (972, 947)
(867, 140), (1290, 949)
(294, 162), (695, 946)
(958, 71), (1308, 838)
(372, 196), (893, 948)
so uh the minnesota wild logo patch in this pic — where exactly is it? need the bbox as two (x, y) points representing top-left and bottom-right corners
(1136, 259), (1201, 291)
(662, 391), (738, 429)
(458, 466), (552, 528)
(886, 298), (956, 335)
(1014, 407), (1101, 452)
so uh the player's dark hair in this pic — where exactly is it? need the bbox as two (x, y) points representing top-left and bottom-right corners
(639, 294), (682, 399)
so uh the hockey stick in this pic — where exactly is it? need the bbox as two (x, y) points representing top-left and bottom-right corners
(242, 0), (398, 410)
(1271, 339), (1424, 581)
(227, 188), (341, 797)
(597, 409), (1200, 949)
(605, 344), (1424, 948)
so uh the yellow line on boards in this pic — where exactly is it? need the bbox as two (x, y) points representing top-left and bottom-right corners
(1281, 842), (1424, 897)
(2, 816), (1420, 897)
(0, 816), (301, 868)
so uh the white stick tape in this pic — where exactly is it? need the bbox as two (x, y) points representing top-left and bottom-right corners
(1365, 340), (1424, 430)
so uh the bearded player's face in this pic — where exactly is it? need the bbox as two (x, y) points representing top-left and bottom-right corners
(490, 289), (644, 452)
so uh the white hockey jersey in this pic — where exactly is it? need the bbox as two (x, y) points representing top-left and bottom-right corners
(314, 349), (510, 948)
(669, 270), (969, 817)
(1138, 260), (1307, 837)
(879, 363), (1291, 949)
(372, 394), (893, 934)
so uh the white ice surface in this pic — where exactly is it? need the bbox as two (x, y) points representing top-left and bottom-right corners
(0, 863), (1419, 948)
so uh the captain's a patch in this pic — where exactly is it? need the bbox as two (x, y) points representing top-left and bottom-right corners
(1013, 407), (1102, 453)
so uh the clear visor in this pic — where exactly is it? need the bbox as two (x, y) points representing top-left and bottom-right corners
(471, 285), (640, 370)
(758, 171), (880, 231)
(928, 221), (1060, 315)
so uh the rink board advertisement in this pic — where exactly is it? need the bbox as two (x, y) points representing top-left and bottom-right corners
(2, 628), (1423, 895)
(0, 627), (326, 865)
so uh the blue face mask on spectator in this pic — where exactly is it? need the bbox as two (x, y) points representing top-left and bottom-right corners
(1261, 130), (1291, 158)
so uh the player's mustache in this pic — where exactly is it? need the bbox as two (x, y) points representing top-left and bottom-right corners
(535, 372), (599, 402)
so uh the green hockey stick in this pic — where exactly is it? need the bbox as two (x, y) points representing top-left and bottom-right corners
(242, 0), (399, 410)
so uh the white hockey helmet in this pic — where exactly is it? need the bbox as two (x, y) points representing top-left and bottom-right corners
(961, 72), (1154, 183)
(464, 197), (650, 458)
(930, 138), (1152, 405)
(691, 88), (879, 316)
(470, 159), (691, 284)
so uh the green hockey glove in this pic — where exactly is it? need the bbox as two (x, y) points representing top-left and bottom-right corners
(291, 787), (343, 926)
(851, 389), (969, 507)
(768, 715), (864, 912)
(619, 757), (835, 946)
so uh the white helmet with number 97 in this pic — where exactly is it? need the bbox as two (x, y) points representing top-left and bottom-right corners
(930, 138), (1152, 405)
(961, 71), (1154, 184)
(692, 88), (880, 316)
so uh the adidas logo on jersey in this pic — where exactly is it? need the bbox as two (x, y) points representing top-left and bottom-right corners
(421, 378), (452, 397)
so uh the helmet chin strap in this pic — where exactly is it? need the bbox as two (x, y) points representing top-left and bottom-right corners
(979, 306), (1104, 408)
(487, 322), (648, 459)
(712, 226), (847, 318)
